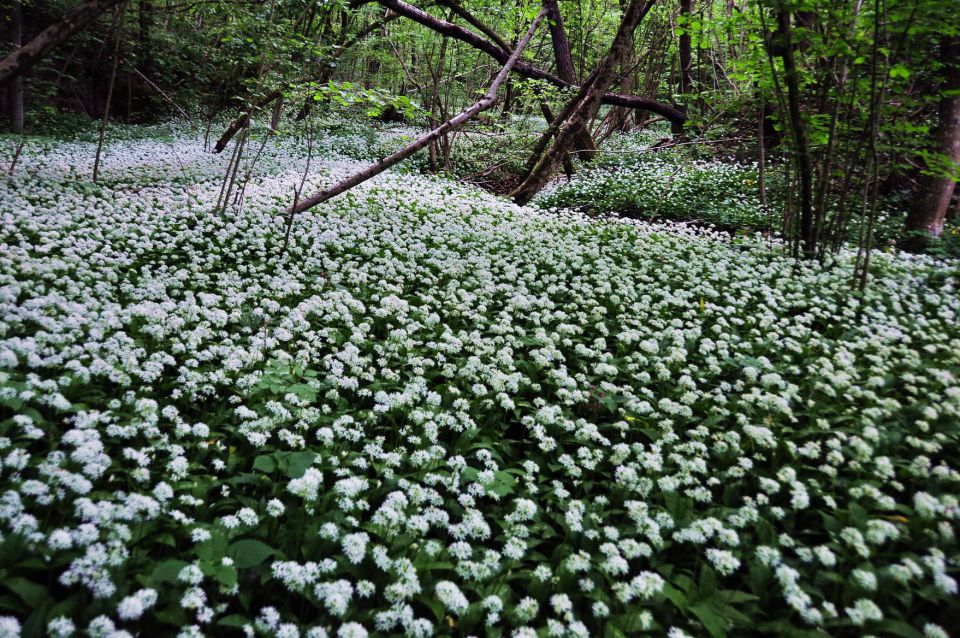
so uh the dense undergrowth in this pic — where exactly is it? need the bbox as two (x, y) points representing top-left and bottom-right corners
(0, 118), (959, 637)
(534, 127), (954, 252)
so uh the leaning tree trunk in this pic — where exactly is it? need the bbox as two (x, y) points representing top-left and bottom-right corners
(93, 2), (125, 182)
(511, 0), (656, 205)
(903, 36), (960, 252)
(6, 0), (24, 131)
(0, 0), (126, 86)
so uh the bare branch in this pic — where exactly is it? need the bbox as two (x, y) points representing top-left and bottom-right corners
(287, 9), (546, 215)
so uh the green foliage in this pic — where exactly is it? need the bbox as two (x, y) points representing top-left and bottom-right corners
(537, 148), (776, 232)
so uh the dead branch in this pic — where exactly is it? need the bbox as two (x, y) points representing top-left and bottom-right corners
(287, 9), (546, 215)
(367, 0), (686, 125)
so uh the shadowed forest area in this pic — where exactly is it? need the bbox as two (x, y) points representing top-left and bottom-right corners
(1, 0), (959, 637)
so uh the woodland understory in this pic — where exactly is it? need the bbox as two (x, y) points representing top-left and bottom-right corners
(0, 0), (959, 637)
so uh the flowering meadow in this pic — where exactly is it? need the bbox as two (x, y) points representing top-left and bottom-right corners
(1, 122), (959, 638)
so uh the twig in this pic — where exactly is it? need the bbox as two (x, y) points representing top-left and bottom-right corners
(132, 67), (190, 119)
(8, 139), (25, 175)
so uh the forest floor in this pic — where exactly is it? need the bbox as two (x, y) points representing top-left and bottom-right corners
(1, 118), (959, 637)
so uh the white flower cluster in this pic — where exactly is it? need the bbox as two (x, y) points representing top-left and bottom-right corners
(0, 120), (958, 636)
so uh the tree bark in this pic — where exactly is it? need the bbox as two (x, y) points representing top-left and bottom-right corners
(370, 0), (685, 126)
(678, 0), (693, 95)
(269, 97), (283, 135)
(543, 0), (596, 161)
(777, 8), (815, 258)
(6, 0), (24, 131)
(601, 0), (640, 135)
(544, 0), (576, 82)
(288, 10), (545, 215)
(511, 0), (656, 205)
(904, 36), (960, 251)
(675, 0), (693, 135)
(93, 2), (125, 182)
(0, 0), (126, 86)
(137, 0), (152, 78)
(436, 0), (510, 51)
(213, 90), (282, 153)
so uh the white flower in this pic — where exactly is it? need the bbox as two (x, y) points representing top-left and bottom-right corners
(47, 617), (75, 638)
(435, 580), (469, 615)
(845, 599), (883, 625)
(0, 617), (20, 638)
(341, 532), (369, 564)
(288, 468), (324, 502)
(337, 622), (368, 638)
(705, 548), (741, 576)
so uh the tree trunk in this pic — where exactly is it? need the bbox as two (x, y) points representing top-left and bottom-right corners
(0, 0), (126, 86)
(137, 0), (152, 78)
(602, 0), (641, 135)
(543, 0), (597, 161)
(270, 97), (283, 135)
(436, 0), (511, 51)
(6, 0), (24, 131)
(544, 0), (576, 82)
(904, 36), (960, 251)
(93, 2), (125, 182)
(213, 89), (282, 153)
(511, 0), (655, 205)
(777, 8), (815, 258)
(678, 0), (693, 92)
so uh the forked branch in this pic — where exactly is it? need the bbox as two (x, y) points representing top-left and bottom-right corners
(286, 9), (546, 215)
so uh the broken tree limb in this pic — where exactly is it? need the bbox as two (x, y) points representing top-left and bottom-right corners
(132, 68), (190, 119)
(213, 89), (282, 153)
(435, 0), (511, 51)
(367, 0), (685, 125)
(510, 0), (656, 205)
(0, 0), (125, 86)
(287, 9), (545, 216)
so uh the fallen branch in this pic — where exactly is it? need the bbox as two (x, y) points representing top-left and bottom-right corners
(132, 67), (190, 119)
(435, 0), (511, 51)
(287, 9), (545, 215)
(369, 0), (685, 125)
(8, 139), (26, 175)
(213, 89), (282, 153)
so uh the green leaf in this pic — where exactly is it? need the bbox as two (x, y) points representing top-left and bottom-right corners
(689, 602), (729, 638)
(281, 451), (317, 479)
(662, 581), (689, 610)
(488, 471), (516, 497)
(214, 564), (238, 588)
(150, 559), (190, 585)
(889, 63), (910, 79)
(155, 603), (189, 627)
(228, 539), (280, 568)
(196, 532), (228, 562)
(218, 614), (251, 628)
(879, 621), (924, 638)
(252, 454), (276, 473)
(2, 577), (49, 608)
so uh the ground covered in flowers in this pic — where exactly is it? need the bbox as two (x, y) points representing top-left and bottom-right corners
(1, 120), (959, 638)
